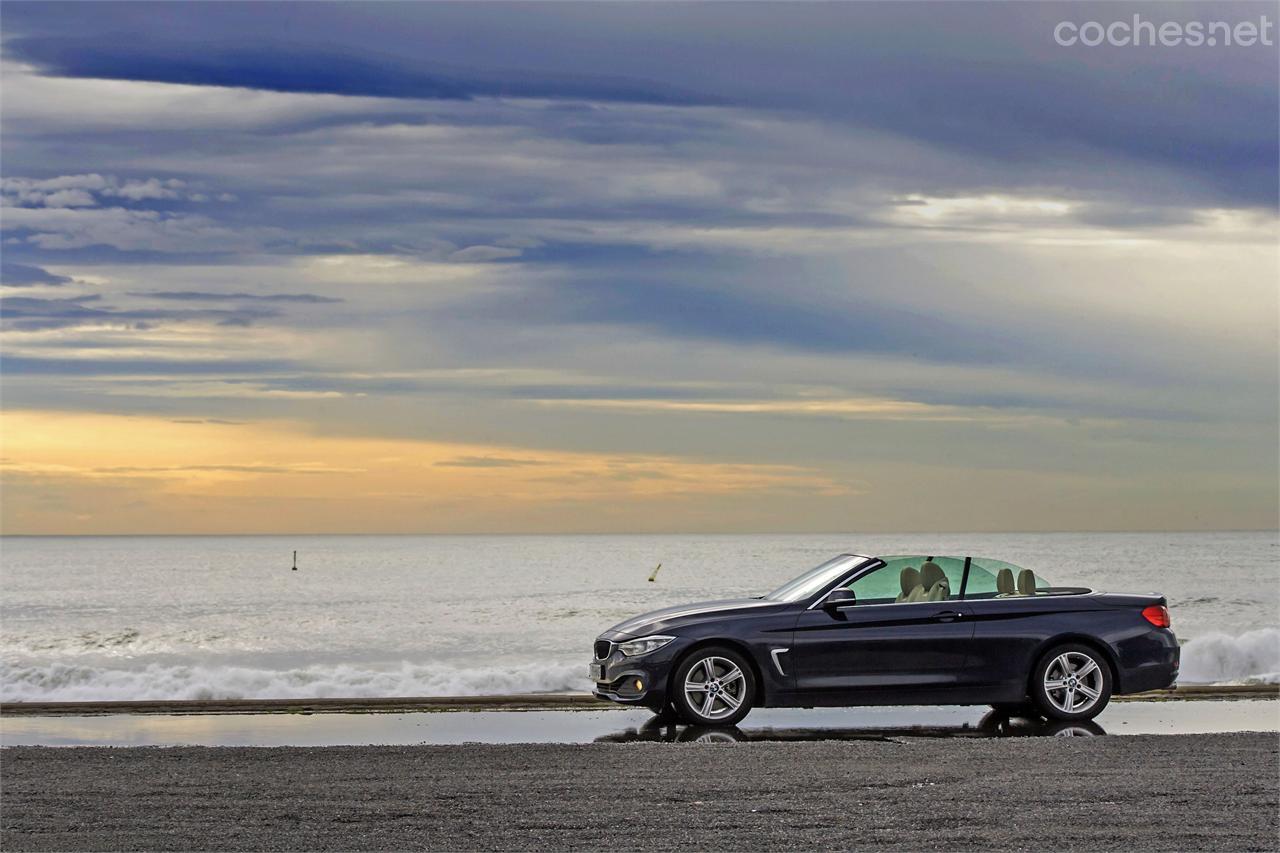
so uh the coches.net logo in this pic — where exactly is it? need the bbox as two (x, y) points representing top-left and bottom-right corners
(1055, 14), (1275, 47)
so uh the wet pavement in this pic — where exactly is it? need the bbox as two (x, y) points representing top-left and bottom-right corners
(2, 698), (1276, 747)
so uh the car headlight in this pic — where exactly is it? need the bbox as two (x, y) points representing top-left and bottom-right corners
(617, 635), (675, 657)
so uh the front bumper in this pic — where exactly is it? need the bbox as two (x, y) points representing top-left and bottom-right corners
(589, 637), (685, 711)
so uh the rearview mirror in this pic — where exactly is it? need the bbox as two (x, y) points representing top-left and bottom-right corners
(822, 588), (856, 610)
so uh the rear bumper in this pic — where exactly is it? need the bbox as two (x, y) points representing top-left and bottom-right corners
(1115, 628), (1180, 694)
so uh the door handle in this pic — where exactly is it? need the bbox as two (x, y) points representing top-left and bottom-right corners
(932, 610), (963, 622)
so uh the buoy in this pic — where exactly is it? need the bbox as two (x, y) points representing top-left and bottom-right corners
(292, 550), (297, 571)
(648, 563), (662, 582)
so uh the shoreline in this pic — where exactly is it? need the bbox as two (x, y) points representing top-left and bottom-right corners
(1, 684), (1275, 717)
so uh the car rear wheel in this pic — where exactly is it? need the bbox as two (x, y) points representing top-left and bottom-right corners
(1031, 643), (1112, 721)
(671, 646), (756, 726)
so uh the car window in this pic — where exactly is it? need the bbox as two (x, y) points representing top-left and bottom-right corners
(965, 557), (1049, 599)
(846, 556), (964, 604)
(765, 554), (866, 602)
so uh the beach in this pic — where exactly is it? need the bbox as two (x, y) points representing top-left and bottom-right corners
(4, 732), (1277, 851)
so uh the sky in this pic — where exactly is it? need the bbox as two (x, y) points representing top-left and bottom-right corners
(0, 1), (1276, 534)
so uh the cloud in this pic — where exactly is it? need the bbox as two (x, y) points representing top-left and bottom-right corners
(0, 262), (71, 286)
(41, 189), (97, 208)
(2, 4), (1273, 208)
(0, 411), (858, 534)
(128, 290), (342, 303)
(447, 245), (524, 263)
(0, 294), (277, 332)
(2, 204), (261, 252)
(434, 455), (551, 468)
(0, 354), (297, 376)
(1, 174), (200, 207)
(170, 418), (246, 425)
(2, 39), (716, 106)
(90, 463), (362, 476)
(0, 3), (1274, 533)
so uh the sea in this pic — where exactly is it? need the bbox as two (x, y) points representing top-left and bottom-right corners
(1, 532), (1276, 702)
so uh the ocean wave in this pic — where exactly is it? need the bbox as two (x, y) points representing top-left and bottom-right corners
(4, 629), (1276, 701)
(1179, 628), (1280, 685)
(0, 660), (591, 702)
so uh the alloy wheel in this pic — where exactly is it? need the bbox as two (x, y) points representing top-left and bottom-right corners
(1042, 651), (1104, 715)
(682, 655), (748, 722)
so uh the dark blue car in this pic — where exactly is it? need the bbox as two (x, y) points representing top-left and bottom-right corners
(591, 553), (1179, 725)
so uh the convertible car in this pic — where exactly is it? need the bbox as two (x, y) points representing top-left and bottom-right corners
(590, 553), (1179, 725)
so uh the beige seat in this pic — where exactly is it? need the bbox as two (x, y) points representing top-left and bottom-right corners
(1017, 569), (1037, 596)
(996, 568), (1015, 596)
(896, 567), (925, 603)
(920, 561), (950, 601)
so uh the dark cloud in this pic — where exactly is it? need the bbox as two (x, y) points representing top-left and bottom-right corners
(128, 290), (343, 303)
(0, 294), (276, 331)
(4, 2), (1274, 207)
(1, 262), (72, 287)
(4, 40), (716, 107)
(0, 355), (296, 376)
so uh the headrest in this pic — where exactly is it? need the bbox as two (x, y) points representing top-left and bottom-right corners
(996, 568), (1015, 595)
(1017, 569), (1037, 596)
(920, 561), (946, 591)
(899, 567), (921, 595)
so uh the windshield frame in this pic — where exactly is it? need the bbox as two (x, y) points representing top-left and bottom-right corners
(764, 554), (874, 603)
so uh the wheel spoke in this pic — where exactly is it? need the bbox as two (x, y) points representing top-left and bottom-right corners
(700, 692), (716, 716)
(1074, 659), (1098, 678)
(719, 669), (744, 687)
(685, 682), (708, 692)
(720, 691), (742, 709)
(1077, 684), (1100, 700)
(1044, 679), (1067, 690)
(700, 659), (714, 681)
(1062, 686), (1076, 710)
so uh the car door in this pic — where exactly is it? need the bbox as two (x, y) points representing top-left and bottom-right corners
(959, 558), (1070, 692)
(789, 556), (976, 701)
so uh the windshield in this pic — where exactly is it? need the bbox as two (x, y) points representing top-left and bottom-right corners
(765, 554), (867, 602)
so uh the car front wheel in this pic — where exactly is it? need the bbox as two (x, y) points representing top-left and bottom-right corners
(1031, 643), (1112, 721)
(671, 646), (756, 726)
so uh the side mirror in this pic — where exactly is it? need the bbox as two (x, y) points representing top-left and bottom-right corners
(822, 588), (856, 610)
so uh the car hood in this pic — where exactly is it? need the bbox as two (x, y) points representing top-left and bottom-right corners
(602, 598), (784, 638)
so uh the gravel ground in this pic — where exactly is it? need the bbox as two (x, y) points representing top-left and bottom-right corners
(3, 733), (1277, 851)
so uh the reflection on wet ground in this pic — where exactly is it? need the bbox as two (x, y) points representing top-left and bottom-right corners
(596, 710), (1106, 743)
(2, 699), (1274, 747)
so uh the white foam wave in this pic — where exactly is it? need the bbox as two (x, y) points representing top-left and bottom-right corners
(1179, 628), (1280, 684)
(0, 660), (592, 702)
(6, 629), (1277, 701)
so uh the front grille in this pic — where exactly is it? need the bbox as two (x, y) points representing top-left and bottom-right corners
(594, 640), (612, 660)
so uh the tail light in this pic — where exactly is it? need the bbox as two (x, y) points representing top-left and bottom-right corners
(1142, 604), (1171, 628)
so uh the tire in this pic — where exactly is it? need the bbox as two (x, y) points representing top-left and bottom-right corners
(1030, 643), (1112, 721)
(671, 645), (756, 726)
